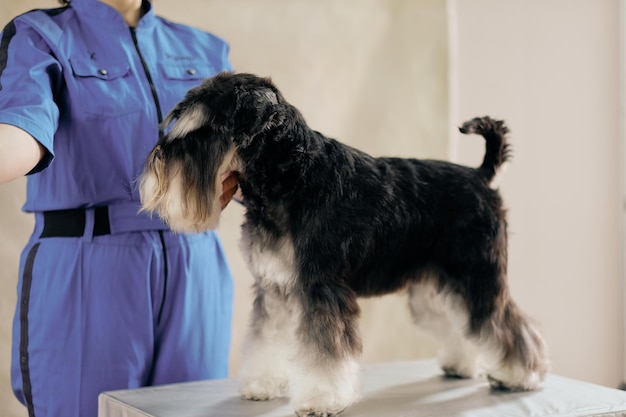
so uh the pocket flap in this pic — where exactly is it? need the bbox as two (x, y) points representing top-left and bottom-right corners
(160, 63), (215, 81)
(69, 58), (131, 80)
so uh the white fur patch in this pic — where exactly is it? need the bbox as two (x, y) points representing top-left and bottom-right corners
(138, 168), (160, 211)
(481, 320), (547, 390)
(239, 296), (296, 400)
(258, 88), (278, 104)
(240, 232), (297, 288)
(289, 354), (361, 417)
(408, 280), (484, 378)
(157, 147), (239, 233)
(167, 105), (208, 140)
(157, 166), (202, 233)
(487, 361), (544, 391)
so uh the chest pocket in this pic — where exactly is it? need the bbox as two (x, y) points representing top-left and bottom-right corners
(69, 58), (144, 117)
(158, 63), (217, 114)
(160, 63), (216, 81)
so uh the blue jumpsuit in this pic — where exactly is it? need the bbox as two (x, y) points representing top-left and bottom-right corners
(0, 1), (234, 416)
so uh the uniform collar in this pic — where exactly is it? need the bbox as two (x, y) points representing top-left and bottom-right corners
(70, 0), (156, 30)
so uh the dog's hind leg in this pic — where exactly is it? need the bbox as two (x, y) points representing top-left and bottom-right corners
(449, 254), (549, 391)
(289, 281), (362, 417)
(238, 281), (294, 401)
(460, 228), (549, 390)
(475, 297), (549, 391)
(408, 280), (483, 379)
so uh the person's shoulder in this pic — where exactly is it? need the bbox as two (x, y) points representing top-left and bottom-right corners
(9, 6), (72, 28)
(155, 16), (229, 47)
(3, 7), (73, 45)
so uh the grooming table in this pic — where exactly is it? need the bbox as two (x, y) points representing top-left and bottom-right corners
(98, 359), (626, 417)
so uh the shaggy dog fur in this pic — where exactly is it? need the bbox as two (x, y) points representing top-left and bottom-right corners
(139, 71), (549, 417)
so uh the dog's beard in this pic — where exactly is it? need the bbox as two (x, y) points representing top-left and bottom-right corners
(139, 139), (240, 233)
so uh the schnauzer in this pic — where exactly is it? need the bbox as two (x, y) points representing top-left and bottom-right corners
(139, 71), (549, 417)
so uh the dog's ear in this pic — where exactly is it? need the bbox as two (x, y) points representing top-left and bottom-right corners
(232, 86), (285, 145)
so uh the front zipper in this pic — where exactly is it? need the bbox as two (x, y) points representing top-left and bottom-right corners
(130, 26), (169, 323)
(129, 26), (164, 133)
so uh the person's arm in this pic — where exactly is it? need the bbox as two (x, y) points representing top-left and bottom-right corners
(0, 123), (45, 184)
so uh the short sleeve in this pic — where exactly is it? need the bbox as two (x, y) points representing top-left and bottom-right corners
(0, 15), (62, 173)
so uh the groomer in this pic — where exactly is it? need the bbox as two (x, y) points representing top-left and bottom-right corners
(0, 1), (239, 416)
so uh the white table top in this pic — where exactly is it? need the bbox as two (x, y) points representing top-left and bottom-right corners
(98, 359), (626, 417)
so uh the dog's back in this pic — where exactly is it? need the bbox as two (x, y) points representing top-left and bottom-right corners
(276, 116), (510, 299)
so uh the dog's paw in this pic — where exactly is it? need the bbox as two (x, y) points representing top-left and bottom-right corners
(293, 402), (347, 417)
(486, 367), (544, 391)
(442, 365), (478, 379)
(294, 407), (346, 417)
(291, 383), (358, 417)
(239, 376), (289, 401)
(440, 358), (482, 380)
(438, 347), (482, 379)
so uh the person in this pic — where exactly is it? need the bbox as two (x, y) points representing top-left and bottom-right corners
(0, 0), (240, 416)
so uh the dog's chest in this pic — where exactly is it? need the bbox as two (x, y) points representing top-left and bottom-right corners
(239, 230), (297, 288)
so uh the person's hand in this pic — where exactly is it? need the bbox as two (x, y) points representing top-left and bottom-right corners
(220, 171), (241, 210)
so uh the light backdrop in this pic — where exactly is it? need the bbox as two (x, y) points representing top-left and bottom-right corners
(0, 1), (449, 415)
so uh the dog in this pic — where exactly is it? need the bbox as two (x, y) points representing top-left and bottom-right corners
(139, 71), (549, 417)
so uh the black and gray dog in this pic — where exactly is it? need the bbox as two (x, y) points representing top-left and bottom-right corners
(139, 71), (548, 417)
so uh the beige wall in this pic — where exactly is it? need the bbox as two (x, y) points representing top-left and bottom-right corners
(449, 0), (623, 388)
(0, 1), (447, 415)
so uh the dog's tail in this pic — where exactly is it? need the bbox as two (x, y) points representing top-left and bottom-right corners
(459, 116), (512, 183)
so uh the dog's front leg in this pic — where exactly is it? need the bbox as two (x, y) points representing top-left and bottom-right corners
(239, 281), (294, 401)
(289, 281), (362, 417)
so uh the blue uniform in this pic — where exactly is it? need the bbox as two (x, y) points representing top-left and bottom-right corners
(0, 1), (234, 416)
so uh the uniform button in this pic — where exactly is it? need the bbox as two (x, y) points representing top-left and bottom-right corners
(187, 68), (197, 75)
(98, 68), (108, 76)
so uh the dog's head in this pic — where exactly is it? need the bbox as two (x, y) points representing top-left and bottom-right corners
(162, 71), (286, 144)
(138, 72), (285, 233)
